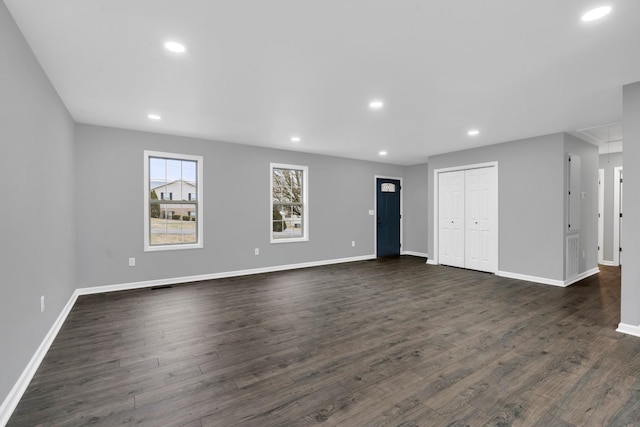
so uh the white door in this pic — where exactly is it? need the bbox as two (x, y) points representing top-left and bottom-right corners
(438, 170), (465, 268)
(597, 169), (604, 264)
(465, 167), (497, 273)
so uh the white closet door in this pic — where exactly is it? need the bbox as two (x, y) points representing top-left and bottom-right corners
(465, 167), (497, 273)
(438, 170), (465, 268)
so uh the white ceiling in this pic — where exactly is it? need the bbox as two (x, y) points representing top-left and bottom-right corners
(5, 1), (640, 165)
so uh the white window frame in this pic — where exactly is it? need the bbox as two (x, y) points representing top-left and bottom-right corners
(270, 162), (309, 244)
(144, 150), (203, 252)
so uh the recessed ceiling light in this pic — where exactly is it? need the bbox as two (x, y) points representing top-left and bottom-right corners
(291, 136), (301, 142)
(581, 6), (611, 21)
(369, 100), (384, 110)
(467, 129), (480, 136)
(379, 151), (388, 156)
(164, 41), (186, 53)
(148, 114), (161, 120)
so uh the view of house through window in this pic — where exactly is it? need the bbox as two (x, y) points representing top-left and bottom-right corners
(271, 164), (308, 242)
(145, 151), (203, 250)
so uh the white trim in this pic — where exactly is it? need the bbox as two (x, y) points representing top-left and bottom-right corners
(432, 161), (499, 272)
(600, 260), (617, 267)
(144, 150), (204, 252)
(402, 251), (428, 258)
(564, 267), (600, 286)
(497, 267), (599, 287)
(78, 255), (376, 295)
(426, 259), (438, 265)
(598, 169), (604, 264)
(270, 163), (309, 244)
(374, 175), (403, 257)
(616, 323), (640, 338)
(0, 290), (80, 427)
(613, 166), (622, 266)
(497, 270), (566, 287)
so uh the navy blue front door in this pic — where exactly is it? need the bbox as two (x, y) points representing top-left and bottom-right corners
(376, 178), (401, 257)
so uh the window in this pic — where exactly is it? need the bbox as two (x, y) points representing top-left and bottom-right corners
(381, 183), (396, 192)
(271, 163), (308, 243)
(144, 151), (203, 251)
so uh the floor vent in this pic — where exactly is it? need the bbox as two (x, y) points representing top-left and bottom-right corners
(566, 234), (579, 280)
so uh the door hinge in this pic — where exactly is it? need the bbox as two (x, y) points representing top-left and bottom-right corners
(598, 246), (600, 251)
(620, 213), (623, 218)
(620, 247), (622, 252)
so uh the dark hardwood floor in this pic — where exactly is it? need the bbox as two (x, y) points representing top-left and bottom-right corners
(8, 257), (640, 426)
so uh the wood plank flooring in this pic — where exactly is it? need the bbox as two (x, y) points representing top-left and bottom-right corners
(8, 256), (640, 426)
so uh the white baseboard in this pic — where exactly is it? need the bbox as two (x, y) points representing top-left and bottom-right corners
(426, 259), (438, 265)
(78, 254), (377, 295)
(497, 270), (566, 287)
(616, 323), (640, 337)
(401, 251), (428, 258)
(600, 260), (618, 267)
(1, 254), (377, 425)
(497, 267), (600, 287)
(0, 289), (79, 427)
(564, 267), (600, 287)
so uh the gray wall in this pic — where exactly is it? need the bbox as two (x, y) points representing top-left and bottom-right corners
(428, 134), (568, 281)
(0, 1), (76, 405)
(599, 152), (623, 263)
(75, 124), (409, 288)
(564, 133), (599, 275)
(403, 163), (428, 256)
(621, 82), (640, 326)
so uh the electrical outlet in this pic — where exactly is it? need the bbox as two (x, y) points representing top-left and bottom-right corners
(129, 257), (136, 267)
(255, 248), (260, 256)
(582, 250), (586, 259)
(368, 210), (374, 216)
(352, 241), (356, 247)
(40, 296), (45, 313)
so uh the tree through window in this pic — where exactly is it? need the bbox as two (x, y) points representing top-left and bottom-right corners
(271, 163), (308, 242)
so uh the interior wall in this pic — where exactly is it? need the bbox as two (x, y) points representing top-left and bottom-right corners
(621, 82), (640, 328)
(599, 152), (623, 263)
(402, 163), (429, 256)
(75, 124), (409, 288)
(427, 133), (566, 281)
(564, 133), (599, 275)
(0, 1), (76, 407)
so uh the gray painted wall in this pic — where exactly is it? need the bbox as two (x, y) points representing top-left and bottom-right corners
(403, 163), (429, 256)
(599, 152), (623, 263)
(0, 1), (76, 405)
(75, 124), (409, 288)
(621, 82), (640, 326)
(427, 133), (597, 280)
(563, 133), (599, 275)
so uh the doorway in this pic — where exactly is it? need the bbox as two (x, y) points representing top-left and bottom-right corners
(376, 177), (401, 257)
(614, 167), (623, 266)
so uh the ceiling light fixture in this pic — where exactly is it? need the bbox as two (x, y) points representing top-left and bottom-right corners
(164, 41), (186, 53)
(581, 6), (611, 21)
(467, 129), (480, 136)
(379, 151), (388, 156)
(369, 100), (384, 110)
(291, 136), (301, 142)
(148, 114), (161, 120)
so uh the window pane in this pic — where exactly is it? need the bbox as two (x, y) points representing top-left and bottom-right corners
(146, 152), (202, 250)
(271, 164), (306, 241)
